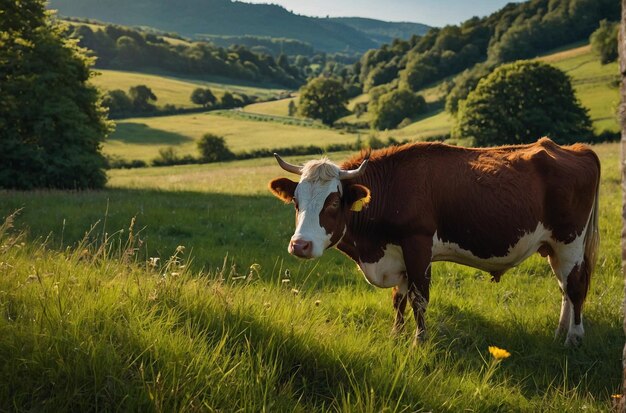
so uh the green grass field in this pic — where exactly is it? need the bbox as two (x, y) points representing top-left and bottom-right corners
(100, 42), (618, 163)
(91, 69), (288, 109)
(105, 112), (356, 162)
(0, 142), (622, 411)
(338, 43), (618, 140)
(243, 96), (298, 117)
(539, 45), (620, 133)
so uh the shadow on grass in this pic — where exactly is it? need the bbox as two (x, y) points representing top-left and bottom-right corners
(431, 302), (622, 398)
(109, 122), (194, 145)
(0, 187), (621, 408)
(0, 187), (356, 287)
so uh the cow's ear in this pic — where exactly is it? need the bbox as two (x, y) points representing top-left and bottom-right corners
(346, 184), (371, 212)
(269, 178), (298, 203)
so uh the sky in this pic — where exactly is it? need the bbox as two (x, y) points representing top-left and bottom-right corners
(241, 0), (523, 27)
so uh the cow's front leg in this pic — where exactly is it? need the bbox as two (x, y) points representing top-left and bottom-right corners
(401, 235), (433, 344)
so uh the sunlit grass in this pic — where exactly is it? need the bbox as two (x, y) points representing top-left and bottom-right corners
(104, 112), (357, 162)
(91, 69), (286, 109)
(0, 142), (622, 410)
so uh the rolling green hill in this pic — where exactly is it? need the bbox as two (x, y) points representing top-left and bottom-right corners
(341, 42), (619, 141)
(330, 17), (430, 45)
(49, 0), (427, 53)
(91, 69), (288, 109)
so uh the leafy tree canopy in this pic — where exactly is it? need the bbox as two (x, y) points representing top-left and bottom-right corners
(191, 88), (217, 108)
(590, 19), (618, 64)
(197, 133), (234, 162)
(453, 61), (593, 146)
(298, 77), (348, 125)
(369, 89), (427, 130)
(0, 0), (110, 189)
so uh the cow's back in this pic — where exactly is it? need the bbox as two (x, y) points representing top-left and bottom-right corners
(344, 138), (600, 262)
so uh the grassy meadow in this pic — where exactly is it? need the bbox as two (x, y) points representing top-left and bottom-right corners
(0, 142), (622, 411)
(243, 96), (298, 117)
(336, 43), (619, 140)
(105, 112), (356, 162)
(541, 45), (620, 134)
(99, 42), (619, 165)
(91, 69), (288, 109)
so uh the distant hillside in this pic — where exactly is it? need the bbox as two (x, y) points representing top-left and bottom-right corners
(331, 18), (430, 45)
(49, 0), (421, 53)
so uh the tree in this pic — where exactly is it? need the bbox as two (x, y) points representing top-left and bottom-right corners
(190, 87), (216, 108)
(369, 89), (427, 130)
(197, 133), (234, 162)
(298, 77), (347, 125)
(129, 85), (157, 112)
(590, 19), (619, 64)
(618, 2), (626, 409)
(102, 89), (133, 117)
(288, 100), (297, 116)
(220, 92), (237, 108)
(453, 61), (593, 146)
(0, 0), (110, 189)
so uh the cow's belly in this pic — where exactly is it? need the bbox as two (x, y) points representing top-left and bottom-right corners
(358, 244), (406, 288)
(431, 223), (552, 272)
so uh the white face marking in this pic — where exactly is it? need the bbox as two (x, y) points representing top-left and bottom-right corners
(431, 222), (554, 272)
(291, 177), (342, 258)
(358, 244), (406, 288)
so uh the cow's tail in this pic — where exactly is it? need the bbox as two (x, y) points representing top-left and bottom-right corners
(582, 156), (601, 289)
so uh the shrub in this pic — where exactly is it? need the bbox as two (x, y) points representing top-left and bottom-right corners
(197, 134), (235, 162)
(0, 0), (110, 189)
(370, 89), (427, 130)
(590, 20), (618, 64)
(298, 77), (348, 125)
(190, 88), (217, 108)
(453, 61), (593, 146)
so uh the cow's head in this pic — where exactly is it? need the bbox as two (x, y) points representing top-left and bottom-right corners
(269, 154), (371, 259)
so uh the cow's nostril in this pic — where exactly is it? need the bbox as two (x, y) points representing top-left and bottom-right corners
(290, 239), (313, 258)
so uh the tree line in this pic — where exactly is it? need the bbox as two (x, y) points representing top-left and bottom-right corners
(349, 0), (618, 98)
(65, 22), (305, 88)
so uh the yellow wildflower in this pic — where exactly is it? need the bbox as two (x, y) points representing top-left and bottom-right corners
(488, 346), (511, 360)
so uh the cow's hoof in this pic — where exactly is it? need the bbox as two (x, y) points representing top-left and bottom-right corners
(564, 333), (583, 347)
(411, 330), (427, 347)
(554, 326), (567, 339)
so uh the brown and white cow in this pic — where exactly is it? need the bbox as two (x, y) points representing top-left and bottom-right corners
(269, 137), (600, 346)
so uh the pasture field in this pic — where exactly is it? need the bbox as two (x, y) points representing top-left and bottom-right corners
(91, 69), (288, 109)
(243, 96), (298, 117)
(539, 45), (620, 134)
(105, 112), (356, 162)
(0, 142), (622, 411)
(338, 43), (618, 140)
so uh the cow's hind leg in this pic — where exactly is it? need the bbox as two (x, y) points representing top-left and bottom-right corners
(391, 277), (408, 334)
(548, 244), (590, 346)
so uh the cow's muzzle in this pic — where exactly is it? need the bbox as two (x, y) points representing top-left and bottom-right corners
(289, 238), (313, 259)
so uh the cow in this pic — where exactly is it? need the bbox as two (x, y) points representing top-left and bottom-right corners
(268, 137), (600, 346)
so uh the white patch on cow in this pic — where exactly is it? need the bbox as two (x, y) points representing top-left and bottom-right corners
(358, 244), (406, 288)
(431, 222), (554, 272)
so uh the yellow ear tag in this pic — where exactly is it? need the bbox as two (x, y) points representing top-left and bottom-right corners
(350, 194), (371, 212)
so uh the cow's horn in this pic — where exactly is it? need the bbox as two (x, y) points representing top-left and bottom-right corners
(274, 153), (303, 175)
(339, 156), (369, 180)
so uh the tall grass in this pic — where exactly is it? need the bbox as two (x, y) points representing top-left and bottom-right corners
(0, 142), (622, 411)
(0, 209), (618, 411)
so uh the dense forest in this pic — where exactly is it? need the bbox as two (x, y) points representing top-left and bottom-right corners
(65, 22), (304, 87)
(341, 0), (619, 107)
(50, 0), (430, 53)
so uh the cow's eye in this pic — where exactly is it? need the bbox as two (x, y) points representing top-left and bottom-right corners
(327, 199), (340, 210)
